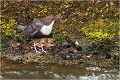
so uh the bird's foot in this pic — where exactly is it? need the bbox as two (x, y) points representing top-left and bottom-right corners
(36, 48), (48, 54)
(35, 50), (42, 54)
(41, 49), (48, 54)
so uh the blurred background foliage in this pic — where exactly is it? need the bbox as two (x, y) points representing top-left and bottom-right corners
(1, 0), (119, 56)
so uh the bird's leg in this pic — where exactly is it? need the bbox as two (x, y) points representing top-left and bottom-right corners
(33, 39), (48, 54)
(33, 39), (40, 53)
(33, 43), (39, 53)
(41, 44), (48, 54)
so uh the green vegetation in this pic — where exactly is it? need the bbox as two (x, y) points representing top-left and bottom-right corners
(53, 27), (69, 42)
(82, 19), (119, 42)
(1, 1), (119, 64)
(2, 1), (119, 39)
(1, 19), (17, 37)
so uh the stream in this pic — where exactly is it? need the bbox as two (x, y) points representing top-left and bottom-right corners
(1, 60), (119, 80)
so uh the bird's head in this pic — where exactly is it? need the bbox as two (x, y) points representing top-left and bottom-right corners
(40, 15), (62, 26)
(46, 14), (62, 21)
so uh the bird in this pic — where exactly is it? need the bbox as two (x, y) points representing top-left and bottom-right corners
(16, 15), (61, 53)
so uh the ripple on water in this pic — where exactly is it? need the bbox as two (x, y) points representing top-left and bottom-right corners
(4, 71), (22, 75)
(1, 61), (119, 79)
(86, 67), (101, 71)
(0, 75), (3, 79)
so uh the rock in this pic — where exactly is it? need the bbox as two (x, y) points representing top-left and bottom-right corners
(105, 53), (111, 59)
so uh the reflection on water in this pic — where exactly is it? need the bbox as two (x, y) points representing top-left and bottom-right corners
(1, 61), (119, 79)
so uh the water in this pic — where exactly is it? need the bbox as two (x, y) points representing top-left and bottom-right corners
(1, 61), (119, 79)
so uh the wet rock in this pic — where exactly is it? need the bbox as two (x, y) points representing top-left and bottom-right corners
(105, 53), (111, 59)
(93, 53), (106, 59)
(10, 55), (24, 63)
(62, 41), (71, 48)
(75, 45), (82, 51)
(1, 56), (10, 61)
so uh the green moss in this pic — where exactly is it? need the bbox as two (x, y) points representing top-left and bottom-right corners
(82, 19), (119, 42)
(53, 28), (69, 42)
(1, 19), (17, 37)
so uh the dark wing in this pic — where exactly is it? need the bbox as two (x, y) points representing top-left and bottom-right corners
(16, 19), (44, 37)
(16, 25), (26, 31)
(28, 19), (44, 37)
(23, 25), (38, 37)
(32, 19), (44, 28)
(16, 24), (38, 37)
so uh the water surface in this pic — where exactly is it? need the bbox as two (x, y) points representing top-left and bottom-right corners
(1, 60), (119, 80)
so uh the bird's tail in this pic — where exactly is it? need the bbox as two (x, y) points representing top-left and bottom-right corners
(16, 25), (26, 31)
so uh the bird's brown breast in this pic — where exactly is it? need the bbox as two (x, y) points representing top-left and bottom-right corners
(32, 29), (50, 38)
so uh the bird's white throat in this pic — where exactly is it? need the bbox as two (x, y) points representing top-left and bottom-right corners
(40, 20), (55, 35)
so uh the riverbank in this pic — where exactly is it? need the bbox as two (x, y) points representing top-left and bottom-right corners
(1, 37), (118, 67)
